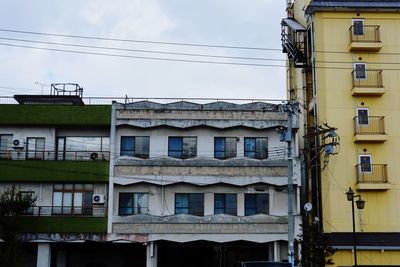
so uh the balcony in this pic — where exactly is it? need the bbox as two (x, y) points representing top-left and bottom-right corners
(353, 116), (387, 143)
(0, 150), (109, 161)
(349, 25), (382, 51)
(355, 164), (390, 191)
(351, 69), (384, 96)
(23, 205), (106, 217)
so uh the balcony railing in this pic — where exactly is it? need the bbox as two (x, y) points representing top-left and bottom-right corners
(350, 25), (381, 43)
(356, 164), (388, 184)
(22, 206), (106, 217)
(0, 150), (110, 161)
(352, 69), (383, 88)
(353, 116), (385, 135)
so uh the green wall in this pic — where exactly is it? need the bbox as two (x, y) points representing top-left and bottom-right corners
(18, 217), (107, 233)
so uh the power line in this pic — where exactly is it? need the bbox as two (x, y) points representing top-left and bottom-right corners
(0, 28), (281, 51)
(0, 42), (286, 68)
(0, 37), (286, 62)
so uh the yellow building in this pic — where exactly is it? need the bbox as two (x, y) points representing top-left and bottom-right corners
(282, 0), (400, 266)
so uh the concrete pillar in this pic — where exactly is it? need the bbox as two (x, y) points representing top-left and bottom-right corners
(146, 242), (158, 267)
(56, 248), (67, 267)
(36, 243), (51, 267)
(273, 241), (280, 262)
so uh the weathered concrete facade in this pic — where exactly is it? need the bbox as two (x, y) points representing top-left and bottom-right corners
(109, 100), (302, 266)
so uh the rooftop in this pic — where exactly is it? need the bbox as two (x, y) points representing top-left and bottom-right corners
(306, 0), (400, 14)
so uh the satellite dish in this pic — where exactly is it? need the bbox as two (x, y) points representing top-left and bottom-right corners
(304, 202), (312, 212)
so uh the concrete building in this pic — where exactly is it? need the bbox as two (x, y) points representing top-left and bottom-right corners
(282, 0), (400, 266)
(0, 86), (111, 267)
(108, 99), (302, 267)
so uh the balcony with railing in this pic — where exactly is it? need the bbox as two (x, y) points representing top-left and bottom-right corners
(351, 69), (384, 96)
(353, 116), (387, 143)
(0, 150), (110, 161)
(355, 164), (390, 190)
(349, 25), (382, 51)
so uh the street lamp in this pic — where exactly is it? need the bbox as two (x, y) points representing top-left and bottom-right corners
(346, 187), (365, 267)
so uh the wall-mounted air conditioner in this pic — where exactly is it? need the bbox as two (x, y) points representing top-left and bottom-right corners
(93, 194), (105, 204)
(12, 138), (25, 149)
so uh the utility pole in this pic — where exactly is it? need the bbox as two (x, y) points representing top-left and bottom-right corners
(278, 103), (296, 267)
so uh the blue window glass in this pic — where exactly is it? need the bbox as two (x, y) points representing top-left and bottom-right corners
(119, 193), (134, 215)
(245, 194), (269, 216)
(214, 138), (225, 159)
(175, 194), (189, 214)
(168, 137), (183, 158)
(175, 193), (204, 216)
(214, 193), (237, 215)
(244, 138), (256, 158)
(121, 137), (134, 157)
(168, 137), (197, 159)
(244, 137), (268, 159)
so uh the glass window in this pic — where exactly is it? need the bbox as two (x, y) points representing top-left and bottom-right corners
(27, 137), (45, 160)
(214, 137), (237, 159)
(57, 136), (110, 160)
(356, 108), (369, 125)
(353, 19), (364, 35)
(245, 194), (269, 216)
(0, 134), (13, 159)
(244, 138), (268, 159)
(20, 191), (35, 215)
(168, 137), (197, 159)
(175, 193), (204, 216)
(120, 136), (150, 158)
(214, 193), (237, 215)
(52, 184), (93, 215)
(118, 193), (149, 216)
(354, 63), (366, 80)
(359, 155), (372, 173)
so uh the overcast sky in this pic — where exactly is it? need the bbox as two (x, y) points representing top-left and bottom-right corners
(0, 0), (287, 100)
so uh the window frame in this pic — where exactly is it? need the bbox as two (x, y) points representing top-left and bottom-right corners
(359, 155), (372, 173)
(214, 137), (237, 159)
(26, 137), (45, 160)
(354, 62), (367, 80)
(52, 184), (94, 215)
(168, 136), (197, 159)
(175, 193), (204, 216)
(120, 136), (150, 158)
(19, 191), (35, 215)
(0, 134), (13, 159)
(214, 193), (237, 215)
(356, 107), (369, 126)
(57, 136), (110, 160)
(118, 192), (149, 216)
(352, 18), (364, 36)
(244, 193), (269, 216)
(244, 137), (268, 159)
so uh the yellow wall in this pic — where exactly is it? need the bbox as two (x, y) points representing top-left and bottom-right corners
(286, 5), (400, 266)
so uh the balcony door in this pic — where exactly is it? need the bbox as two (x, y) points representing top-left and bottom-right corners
(356, 108), (369, 125)
(26, 137), (45, 160)
(352, 19), (364, 35)
(359, 155), (372, 173)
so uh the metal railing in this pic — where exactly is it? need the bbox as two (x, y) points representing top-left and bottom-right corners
(356, 164), (388, 184)
(353, 116), (385, 135)
(352, 69), (383, 88)
(0, 150), (110, 161)
(350, 25), (381, 42)
(22, 206), (106, 217)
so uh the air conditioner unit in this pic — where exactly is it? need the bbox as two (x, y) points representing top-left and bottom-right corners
(12, 138), (25, 149)
(93, 194), (105, 204)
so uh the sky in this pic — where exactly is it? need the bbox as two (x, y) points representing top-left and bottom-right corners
(0, 0), (287, 100)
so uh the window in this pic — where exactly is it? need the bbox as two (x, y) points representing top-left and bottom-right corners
(118, 193), (149, 216)
(120, 136), (150, 158)
(359, 155), (372, 173)
(0, 134), (12, 159)
(244, 137), (268, 159)
(214, 193), (237, 215)
(354, 63), (367, 80)
(168, 137), (197, 159)
(214, 137), (237, 159)
(175, 193), (204, 216)
(353, 19), (364, 35)
(356, 108), (369, 125)
(26, 137), (45, 160)
(57, 136), (110, 160)
(52, 184), (93, 215)
(20, 191), (35, 215)
(245, 194), (269, 216)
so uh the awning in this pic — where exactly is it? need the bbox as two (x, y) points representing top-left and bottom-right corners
(281, 18), (306, 32)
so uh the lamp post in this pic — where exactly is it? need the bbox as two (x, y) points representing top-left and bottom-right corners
(346, 187), (365, 267)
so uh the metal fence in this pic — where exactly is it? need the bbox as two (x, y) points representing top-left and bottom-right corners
(352, 69), (383, 88)
(356, 164), (388, 183)
(22, 206), (106, 217)
(350, 25), (381, 42)
(353, 116), (385, 135)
